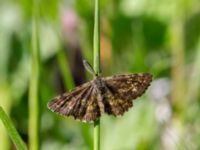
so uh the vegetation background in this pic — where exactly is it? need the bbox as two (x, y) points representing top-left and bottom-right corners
(0, 0), (200, 150)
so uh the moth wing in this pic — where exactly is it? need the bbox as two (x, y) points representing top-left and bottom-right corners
(101, 73), (152, 116)
(47, 82), (90, 118)
(47, 81), (101, 122)
(102, 87), (133, 116)
(103, 73), (152, 101)
(81, 87), (102, 122)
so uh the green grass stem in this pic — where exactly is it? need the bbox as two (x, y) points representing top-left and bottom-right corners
(93, 0), (101, 150)
(170, 20), (185, 111)
(28, 3), (40, 150)
(0, 106), (27, 150)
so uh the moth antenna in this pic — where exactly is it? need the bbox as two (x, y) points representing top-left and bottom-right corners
(83, 60), (96, 76)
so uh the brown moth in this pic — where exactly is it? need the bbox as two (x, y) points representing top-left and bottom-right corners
(47, 60), (152, 123)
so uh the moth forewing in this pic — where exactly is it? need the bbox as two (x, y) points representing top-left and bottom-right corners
(103, 73), (152, 101)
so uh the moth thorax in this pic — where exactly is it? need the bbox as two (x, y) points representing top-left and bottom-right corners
(94, 76), (106, 92)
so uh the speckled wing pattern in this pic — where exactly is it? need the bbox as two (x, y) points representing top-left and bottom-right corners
(47, 82), (100, 122)
(47, 73), (152, 122)
(102, 73), (152, 116)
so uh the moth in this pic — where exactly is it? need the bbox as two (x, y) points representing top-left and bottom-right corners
(47, 60), (152, 123)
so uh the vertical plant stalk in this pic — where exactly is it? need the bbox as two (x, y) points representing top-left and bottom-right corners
(28, 1), (40, 149)
(0, 106), (27, 150)
(93, 0), (101, 150)
(170, 19), (185, 112)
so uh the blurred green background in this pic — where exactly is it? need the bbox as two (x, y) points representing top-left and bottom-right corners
(1, 0), (200, 150)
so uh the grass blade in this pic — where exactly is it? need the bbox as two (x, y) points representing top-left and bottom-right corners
(0, 106), (27, 150)
(28, 2), (40, 149)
